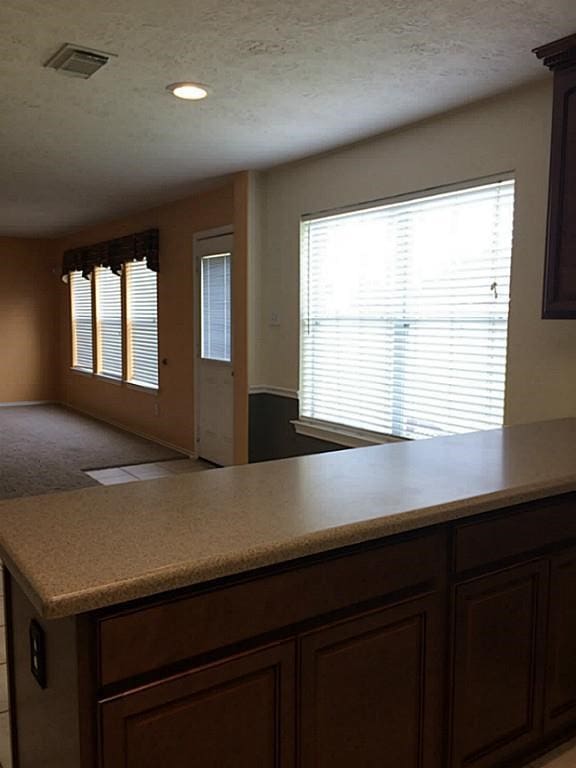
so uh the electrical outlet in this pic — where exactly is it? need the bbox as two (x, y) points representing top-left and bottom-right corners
(30, 620), (47, 689)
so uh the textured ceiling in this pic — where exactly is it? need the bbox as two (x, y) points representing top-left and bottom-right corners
(1, 0), (575, 236)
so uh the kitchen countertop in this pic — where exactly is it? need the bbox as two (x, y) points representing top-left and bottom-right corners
(2, 419), (576, 619)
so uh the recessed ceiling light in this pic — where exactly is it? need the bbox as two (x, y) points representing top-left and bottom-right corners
(167, 82), (209, 100)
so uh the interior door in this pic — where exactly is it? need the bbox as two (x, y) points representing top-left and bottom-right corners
(195, 231), (234, 465)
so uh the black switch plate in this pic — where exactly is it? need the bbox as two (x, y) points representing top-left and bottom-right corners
(29, 620), (46, 689)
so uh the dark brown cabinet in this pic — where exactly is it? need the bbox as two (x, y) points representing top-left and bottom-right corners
(545, 547), (576, 735)
(10, 496), (576, 768)
(99, 641), (296, 768)
(299, 594), (445, 768)
(450, 561), (548, 768)
(98, 593), (446, 768)
(534, 34), (576, 317)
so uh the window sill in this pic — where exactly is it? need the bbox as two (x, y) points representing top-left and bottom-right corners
(291, 419), (407, 448)
(126, 381), (159, 395)
(70, 367), (93, 378)
(69, 369), (157, 394)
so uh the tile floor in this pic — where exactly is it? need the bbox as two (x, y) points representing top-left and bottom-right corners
(529, 740), (576, 766)
(85, 457), (214, 485)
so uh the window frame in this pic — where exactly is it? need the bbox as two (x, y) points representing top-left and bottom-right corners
(69, 263), (159, 392)
(297, 174), (515, 446)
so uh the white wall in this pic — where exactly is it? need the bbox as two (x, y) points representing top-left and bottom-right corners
(254, 79), (576, 426)
(247, 171), (266, 388)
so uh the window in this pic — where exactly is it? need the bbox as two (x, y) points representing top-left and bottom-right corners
(69, 263), (159, 389)
(201, 253), (231, 362)
(96, 267), (122, 379)
(70, 271), (93, 372)
(127, 261), (159, 388)
(300, 179), (515, 441)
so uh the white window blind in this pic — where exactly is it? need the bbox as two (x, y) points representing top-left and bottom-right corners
(127, 261), (159, 389)
(70, 271), (93, 371)
(300, 179), (515, 440)
(201, 253), (231, 362)
(96, 267), (123, 379)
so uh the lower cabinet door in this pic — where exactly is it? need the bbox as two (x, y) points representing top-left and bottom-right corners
(450, 560), (548, 768)
(299, 593), (445, 768)
(545, 547), (576, 735)
(99, 641), (295, 768)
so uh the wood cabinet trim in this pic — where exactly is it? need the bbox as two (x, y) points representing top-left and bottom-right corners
(534, 34), (576, 71)
(545, 547), (576, 734)
(452, 493), (576, 574)
(98, 530), (446, 687)
(535, 33), (576, 318)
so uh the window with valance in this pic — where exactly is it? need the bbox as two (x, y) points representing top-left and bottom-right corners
(61, 228), (159, 280)
(67, 229), (159, 389)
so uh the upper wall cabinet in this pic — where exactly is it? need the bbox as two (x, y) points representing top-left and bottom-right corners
(535, 34), (576, 318)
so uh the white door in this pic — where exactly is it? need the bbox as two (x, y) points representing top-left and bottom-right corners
(195, 231), (234, 466)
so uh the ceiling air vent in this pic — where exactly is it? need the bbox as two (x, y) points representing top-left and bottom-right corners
(44, 43), (116, 79)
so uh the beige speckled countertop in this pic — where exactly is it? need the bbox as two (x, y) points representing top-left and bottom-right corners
(2, 419), (576, 619)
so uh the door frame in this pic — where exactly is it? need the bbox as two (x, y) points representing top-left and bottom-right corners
(193, 226), (235, 464)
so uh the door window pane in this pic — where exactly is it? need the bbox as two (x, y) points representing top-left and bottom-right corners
(201, 253), (231, 362)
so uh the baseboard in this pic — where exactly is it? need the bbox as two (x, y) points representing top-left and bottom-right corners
(0, 400), (56, 407)
(63, 403), (195, 458)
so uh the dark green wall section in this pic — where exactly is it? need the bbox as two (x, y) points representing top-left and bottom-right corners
(249, 393), (343, 463)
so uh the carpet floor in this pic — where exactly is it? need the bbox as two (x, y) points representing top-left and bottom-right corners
(0, 405), (185, 500)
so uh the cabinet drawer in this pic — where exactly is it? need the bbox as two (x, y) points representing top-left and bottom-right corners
(98, 530), (446, 686)
(453, 493), (576, 574)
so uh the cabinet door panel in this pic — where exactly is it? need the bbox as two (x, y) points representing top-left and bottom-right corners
(542, 69), (576, 316)
(450, 561), (547, 768)
(100, 642), (295, 768)
(300, 594), (444, 768)
(546, 548), (576, 733)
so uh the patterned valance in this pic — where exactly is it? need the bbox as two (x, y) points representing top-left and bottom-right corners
(62, 228), (159, 281)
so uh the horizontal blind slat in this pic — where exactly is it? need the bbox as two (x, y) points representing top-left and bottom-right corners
(201, 253), (231, 362)
(127, 261), (158, 389)
(70, 272), (93, 371)
(96, 267), (122, 379)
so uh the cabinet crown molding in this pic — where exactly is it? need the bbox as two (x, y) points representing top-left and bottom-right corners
(534, 32), (576, 71)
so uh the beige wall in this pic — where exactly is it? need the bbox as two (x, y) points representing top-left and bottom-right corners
(256, 79), (576, 426)
(58, 183), (235, 453)
(0, 238), (59, 403)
